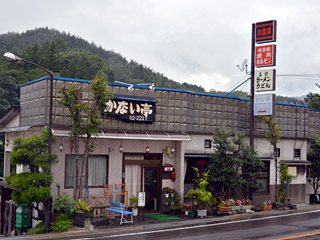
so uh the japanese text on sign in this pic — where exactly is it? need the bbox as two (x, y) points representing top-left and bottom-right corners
(102, 96), (156, 123)
(254, 69), (276, 92)
(254, 93), (274, 116)
(256, 20), (277, 43)
(255, 44), (276, 68)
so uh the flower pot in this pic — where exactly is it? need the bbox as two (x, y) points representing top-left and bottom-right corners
(218, 206), (231, 213)
(242, 205), (252, 210)
(73, 212), (85, 228)
(132, 208), (138, 216)
(164, 201), (169, 206)
(262, 205), (272, 211)
(188, 210), (196, 218)
(196, 209), (207, 218)
(231, 206), (241, 211)
(185, 210), (189, 216)
(165, 193), (170, 198)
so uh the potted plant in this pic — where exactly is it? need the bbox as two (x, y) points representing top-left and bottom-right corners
(241, 198), (253, 211)
(186, 169), (213, 218)
(163, 187), (172, 198)
(230, 199), (242, 211)
(261, 200), (272, 211)
(129, 195), (139, 216)
(73, 199), (91, 228)
(182, 203), (192, 216)
(218, 200), (231, 213)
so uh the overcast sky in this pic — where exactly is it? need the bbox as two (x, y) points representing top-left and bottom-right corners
(2, 0), (320, 97)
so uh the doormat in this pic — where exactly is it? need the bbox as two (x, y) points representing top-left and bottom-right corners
(144, 213), (180, 221)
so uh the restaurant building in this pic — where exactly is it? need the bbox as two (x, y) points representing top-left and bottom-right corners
(0, 76), (317, 210)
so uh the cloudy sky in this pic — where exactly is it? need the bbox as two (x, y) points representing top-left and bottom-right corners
(1, 0), (320, 97)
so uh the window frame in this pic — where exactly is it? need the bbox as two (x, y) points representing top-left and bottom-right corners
(64, 154), (108, 189)
(204, 139), (212, 149)
(294, 149), (301, 158)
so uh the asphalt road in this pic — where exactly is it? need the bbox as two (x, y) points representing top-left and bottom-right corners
(95, 211), (320, 240)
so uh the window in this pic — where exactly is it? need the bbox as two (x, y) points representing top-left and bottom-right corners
(294, 149), (301, 158)
(276, 148), (280, 157)
(256, 161), (270, 193)
(65, 155), (108, 188)
(204, 139), (212, 149)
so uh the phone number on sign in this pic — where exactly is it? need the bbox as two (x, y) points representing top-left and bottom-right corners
(129, 115), (148, 121)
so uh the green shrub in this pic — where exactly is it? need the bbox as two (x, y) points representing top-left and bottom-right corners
(53, 193), (76, 218)
(27, 222), (45, 235)
(51, 215), (73, 232)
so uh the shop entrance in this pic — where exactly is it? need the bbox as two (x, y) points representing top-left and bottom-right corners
(124, 153), (161, 212)
(143, 165), (159, 210)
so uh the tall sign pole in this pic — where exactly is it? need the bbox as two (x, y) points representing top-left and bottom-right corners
(250, 23), (256, 147)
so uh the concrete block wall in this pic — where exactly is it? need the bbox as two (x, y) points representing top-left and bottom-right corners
(19, 78), (320, 140)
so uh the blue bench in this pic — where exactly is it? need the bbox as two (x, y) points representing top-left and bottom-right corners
(106, 202), (133, 225)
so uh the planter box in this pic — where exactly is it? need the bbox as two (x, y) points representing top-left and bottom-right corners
(218, 206), (231, 212)
(231, 206), (241, 211)
(73, 212), (85, 228)
(132, 208), (138, 216)
(262, 205), (272, 211)
(197, 209), (207, 218)
(242, 205), (252, 210)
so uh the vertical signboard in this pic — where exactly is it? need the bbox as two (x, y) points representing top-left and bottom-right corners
(254, 93), (275, 116)
(254, 69), (276, 92)
(256, 20), (277, 44)
(255, 44), (276, 68)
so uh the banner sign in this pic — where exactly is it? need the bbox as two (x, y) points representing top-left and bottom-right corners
(254, 69), (276, 92)
(138, 192), (146, 207)
(102, 95), (157, 123)
(256, 20), (277, 44)
(254, 93), (275, 116)
(255, 44), (276, 68)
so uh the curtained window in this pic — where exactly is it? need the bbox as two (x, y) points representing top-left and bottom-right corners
(125, 164), (142, 199)
(65, 155), (108, 188)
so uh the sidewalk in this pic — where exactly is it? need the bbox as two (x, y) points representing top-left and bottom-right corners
(12, 204), (320, 240)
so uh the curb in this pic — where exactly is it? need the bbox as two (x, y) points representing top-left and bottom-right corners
(14, 205), (320, 240)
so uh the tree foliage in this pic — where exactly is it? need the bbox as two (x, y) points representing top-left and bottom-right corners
(59, 73), (112, 200)
(4, 129), (55, 221)
(308, 136), (320, 194)
(208, 127), (263, 199)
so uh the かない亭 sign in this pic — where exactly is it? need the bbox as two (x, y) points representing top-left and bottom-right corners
(102, 95), (156, 123)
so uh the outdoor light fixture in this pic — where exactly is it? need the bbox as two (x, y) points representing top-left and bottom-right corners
(118, 146), (124, 153)
(145, 146), (150, 153)
(115, 81), (135, 91)
(3, 52), (54, 162)
(137, 83), (155, 90)
(59, 144), (64, 152)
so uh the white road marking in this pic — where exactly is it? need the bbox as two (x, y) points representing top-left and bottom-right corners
(78, 209), (320, 239)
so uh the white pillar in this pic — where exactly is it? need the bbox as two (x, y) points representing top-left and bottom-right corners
(174, 141), (185, 196)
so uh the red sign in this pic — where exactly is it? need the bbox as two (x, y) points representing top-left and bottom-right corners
(256, 20), (277, 44)
(255, 44), (276, 68)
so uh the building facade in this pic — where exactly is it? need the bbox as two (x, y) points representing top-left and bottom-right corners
(1, 76), (318, 210)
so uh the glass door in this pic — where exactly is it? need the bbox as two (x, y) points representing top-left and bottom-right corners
(143, 165), (160, 211)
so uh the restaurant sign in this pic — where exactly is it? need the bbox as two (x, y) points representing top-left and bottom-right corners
(102, 95), (157, 123)
(254, 69), (276, 92)
(254, 93), (275, 116)
(256, 20), (277, 44)
(255, 44), (276, 68)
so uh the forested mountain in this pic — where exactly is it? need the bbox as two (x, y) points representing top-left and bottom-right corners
(0, 28), (208, 117)
(0, 28), (306, 118)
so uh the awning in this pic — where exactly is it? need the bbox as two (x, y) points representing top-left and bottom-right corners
(0, 126), (31, 133)
(284, 160), (311, 166)
(185, 154), (212, 158)
(53, 129), (191, 141)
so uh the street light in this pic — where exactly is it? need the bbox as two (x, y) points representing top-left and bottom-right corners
(3, 52), (54, 164)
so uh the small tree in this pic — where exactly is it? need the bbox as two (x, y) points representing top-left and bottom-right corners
(240, 145), (263, 200)
(307, 136), (320, 195)
(5, 129), (55, 221)
(277, 161), (293, 203)
(59, 72), (112, 200)
(258, 116), (281, 201)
